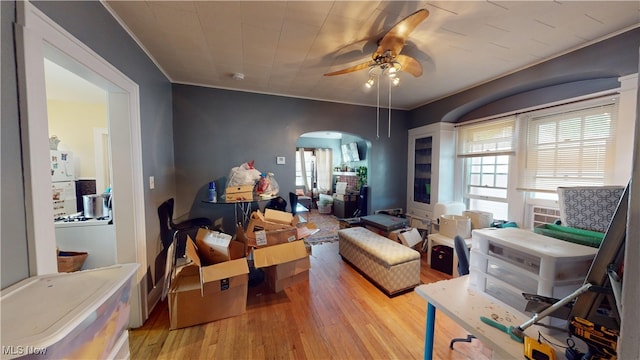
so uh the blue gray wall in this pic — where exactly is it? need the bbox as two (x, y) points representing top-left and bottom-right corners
(409, 28), (640, 126)
(171, 85), (408, 232)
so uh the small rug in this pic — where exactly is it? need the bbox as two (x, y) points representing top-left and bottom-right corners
(302, 209), (340, 245)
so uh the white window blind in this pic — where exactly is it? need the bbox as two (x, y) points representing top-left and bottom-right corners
(457, 117), (515, 221)
(457, 117), (516, 157)
(519, 98), (618, 192)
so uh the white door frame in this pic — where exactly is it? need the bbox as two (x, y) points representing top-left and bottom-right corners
(93, 127), (110, 193)
(15, 1), (148, 327)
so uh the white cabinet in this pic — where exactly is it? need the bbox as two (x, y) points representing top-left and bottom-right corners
(407, 122), (455, 221)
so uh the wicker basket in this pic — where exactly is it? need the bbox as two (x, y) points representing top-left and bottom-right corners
(57, 250), (88, 272)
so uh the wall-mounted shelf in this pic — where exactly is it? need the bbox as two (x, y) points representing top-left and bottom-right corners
(333, 172), (357, 176)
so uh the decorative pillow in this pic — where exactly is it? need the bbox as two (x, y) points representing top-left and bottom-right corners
(557, 186), (624, 233)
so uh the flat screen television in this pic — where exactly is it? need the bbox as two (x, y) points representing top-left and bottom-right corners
(341, 142), (360, 162)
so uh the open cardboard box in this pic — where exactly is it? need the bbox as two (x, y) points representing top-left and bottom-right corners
(168, 231), (249, 330)
(245, 210), (302, 248)
(251, 240), (310, 293)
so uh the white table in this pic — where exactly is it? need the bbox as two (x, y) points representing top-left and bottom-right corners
(426, 233), (472, 277)
(414, 276), (566, 360)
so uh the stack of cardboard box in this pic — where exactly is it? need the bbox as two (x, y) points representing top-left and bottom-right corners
(242, 209), (311, 293)
(168, 209), (313, 329)
(168, 228), (249, 330)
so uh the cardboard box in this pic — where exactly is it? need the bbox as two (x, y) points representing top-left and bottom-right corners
(253, 241), (310, 293)
(168, 237), (249, 330)
(193, 228), (246, 265)
(225, 184), (254, 202)
(254, 227), (298, 247)
(245, 211), (299, 247)
(264, 208), (295, 225)
(252, 240), (308, 268)
(264, 257), (311, 292)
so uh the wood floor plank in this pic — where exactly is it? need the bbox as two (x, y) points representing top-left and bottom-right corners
(130, 235), (492, 359)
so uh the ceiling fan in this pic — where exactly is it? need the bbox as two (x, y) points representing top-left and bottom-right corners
(324, 8), (429, 139)
(324, 8), (429, 79)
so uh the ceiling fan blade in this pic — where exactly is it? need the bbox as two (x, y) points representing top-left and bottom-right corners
(374, 9), (429, 59)
(396, 55), (423, 77)
(324, 61), (374, 76)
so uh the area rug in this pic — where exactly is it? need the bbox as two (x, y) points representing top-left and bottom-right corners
(303, 209), (340, 245)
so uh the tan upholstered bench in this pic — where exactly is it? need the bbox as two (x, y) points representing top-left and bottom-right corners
(338, 227), (421, 296)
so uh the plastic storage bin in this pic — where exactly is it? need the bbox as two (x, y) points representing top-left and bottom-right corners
(1, 264), (139, 359)
(471, 228), (597, 282)
(469, 228), (597, 327)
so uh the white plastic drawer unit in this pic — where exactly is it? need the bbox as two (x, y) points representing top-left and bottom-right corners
(488, 241), (541, 276)
(471, 250), (539, 294)
(471, 228), (598, 282)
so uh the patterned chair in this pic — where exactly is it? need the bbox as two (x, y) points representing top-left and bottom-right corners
(557, 186), (625, 233)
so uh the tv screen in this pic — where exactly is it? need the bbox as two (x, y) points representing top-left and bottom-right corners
(341, 144), (351, 162)
(349, 142), (360, 162)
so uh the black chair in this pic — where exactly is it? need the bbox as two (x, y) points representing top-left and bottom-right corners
(157, 198), (212, 257)
(289, 192), (299, 216)
(449, 235), (476, 349)
(265, 196), (287, 212)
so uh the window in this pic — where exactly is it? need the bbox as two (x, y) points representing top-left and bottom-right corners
(519, 97), (619, 194)
(457, 117), (516, 221)
(295, 149), (314, 188)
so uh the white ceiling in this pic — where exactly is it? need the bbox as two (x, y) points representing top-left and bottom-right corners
(51, 1), (640, 110)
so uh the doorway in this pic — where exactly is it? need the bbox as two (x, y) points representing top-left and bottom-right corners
(16, 2), (147, 327)
(297, 131), (370, 213)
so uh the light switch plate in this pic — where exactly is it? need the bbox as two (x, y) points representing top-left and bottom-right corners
(149, 176), (155, 189)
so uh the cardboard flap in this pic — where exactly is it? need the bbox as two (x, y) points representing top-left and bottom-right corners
(399, 228), (423, 247)
(252, 240), (308, 268)
(185, 237), (205, 295)
(185, 236), (202, 268)
(264, 208), (294, 225)
(201, 258), (249, 283)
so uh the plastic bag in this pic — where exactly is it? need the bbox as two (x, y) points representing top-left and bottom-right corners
(257, 172), (279, 196)
(227, 161), (262, 186)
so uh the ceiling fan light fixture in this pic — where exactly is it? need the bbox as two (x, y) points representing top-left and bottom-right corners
(392, 77), (400, 86)
(365, 76), (375, 88)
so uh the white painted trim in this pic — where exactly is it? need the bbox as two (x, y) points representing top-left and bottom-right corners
(93, 127), (110, 193)
(17, 1), (148, 327)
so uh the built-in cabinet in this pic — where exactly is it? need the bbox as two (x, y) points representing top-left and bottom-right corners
(406, 122), (455, 222)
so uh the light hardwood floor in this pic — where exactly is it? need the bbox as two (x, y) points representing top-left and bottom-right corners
(129, 241), (492, 359)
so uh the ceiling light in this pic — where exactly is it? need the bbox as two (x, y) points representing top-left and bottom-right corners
(365, 77), (375, 88)
(367, 61), (403, 138)
(232, 73), (244, 80)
